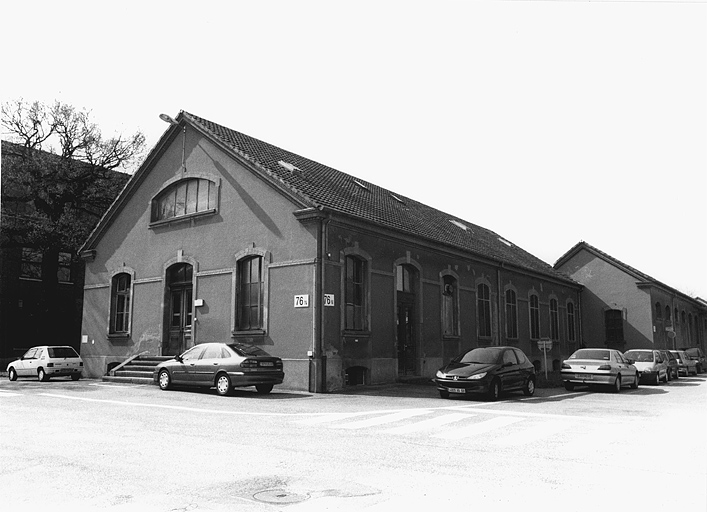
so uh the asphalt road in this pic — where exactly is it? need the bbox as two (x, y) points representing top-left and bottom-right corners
(1, 374), (706, 512)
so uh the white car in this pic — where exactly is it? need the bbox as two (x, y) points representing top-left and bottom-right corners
(624, 349), (669, 385)
(561, 348), (639, 392)
(7, 346), (83, 382)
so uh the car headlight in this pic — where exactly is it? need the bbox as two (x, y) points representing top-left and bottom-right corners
(468, 372), (487, 380)
(435, 370), (446, 379)
(642, 368), (653, 373)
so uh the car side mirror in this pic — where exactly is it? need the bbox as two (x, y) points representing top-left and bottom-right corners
(174, 355), (183, 362)
(626, 359), (635, 365)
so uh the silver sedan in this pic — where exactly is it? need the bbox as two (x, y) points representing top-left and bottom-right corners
(561, 348), (639, 392)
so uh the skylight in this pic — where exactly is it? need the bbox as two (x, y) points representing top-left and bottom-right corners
(450, 220), (468, 231)
(278, 160), (300, 173)
(390, 194), (406, 205)
(498, 237), (512, 247)
(353, 179), (369, 191)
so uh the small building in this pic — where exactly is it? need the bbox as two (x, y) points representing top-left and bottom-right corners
(554, 241), (706, 352)
(79, 112), (582, 391)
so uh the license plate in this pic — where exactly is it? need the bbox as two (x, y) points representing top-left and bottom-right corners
(259, 362), (274, 367)
(576, 374), (592, 380)
(448, 388), (466, 394)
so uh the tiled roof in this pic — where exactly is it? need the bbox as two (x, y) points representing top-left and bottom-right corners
(555, 241), (704, 305)
(182, 112), (577, 284)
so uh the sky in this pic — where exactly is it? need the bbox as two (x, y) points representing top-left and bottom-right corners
(2, 0), (706, 299)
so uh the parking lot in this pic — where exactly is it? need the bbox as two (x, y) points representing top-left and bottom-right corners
(1, 371), (706, 511)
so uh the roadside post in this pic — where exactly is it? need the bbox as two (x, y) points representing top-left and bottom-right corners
(537, 338), (553, 379)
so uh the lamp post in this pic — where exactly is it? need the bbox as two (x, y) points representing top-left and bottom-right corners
(159, 113), (186, 173)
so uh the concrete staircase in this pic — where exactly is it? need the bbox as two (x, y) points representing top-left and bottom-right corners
(102, 355), (172, 385)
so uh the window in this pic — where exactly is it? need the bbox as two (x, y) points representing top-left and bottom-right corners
(502, 349), (517, 365)
(58, 252), (72, 283)
(665, 306), (671, 323)
(151, 178), (217, 222)
(442, 275), (458, 336)
(567, 301), (576, 342)
(345, 256), (366, 330)
(655, 302), (662, 320)
(550, 298), (559, 340)
(237, 257), (263, 330)
(605, 309), (624, 342)
(110, 273), (132, 334)
(201, 344), (225, 359)
(20, 248), (42, 279)
(505, 289), (518, 339)
(396, 265), (413, 293)
(529, 294), (540, 339)
(477, 283), (492, 338)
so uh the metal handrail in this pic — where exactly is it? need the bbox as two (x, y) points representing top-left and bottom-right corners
(108, 350), (150, 376)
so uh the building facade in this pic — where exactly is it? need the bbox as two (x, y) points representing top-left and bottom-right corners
(554, 242), (706, 352)
(79, 112), (582, 391)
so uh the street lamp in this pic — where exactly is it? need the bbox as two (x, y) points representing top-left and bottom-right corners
(159, 113), (186, 173)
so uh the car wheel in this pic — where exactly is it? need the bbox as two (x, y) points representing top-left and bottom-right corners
(654, 373), (660, 386)
(523, 377), (536, 396)
(38, 368), (49, 382)
(564, 381), (575, 391)
(631, 373), (639, 389)
(611, 375), (621, 393)
(439, 390), (450, 399)
(8, 367), (17, 381)
(158, 369), (171, 390)
(487, 379), (501, 401)
(215, 373), (231, 396)
(71, 373), (81, 381)
(666, 370), (671, 382)
(662, 371), (668, 383)
(256, 384), (274, 394)
(673, 369), (679, 380)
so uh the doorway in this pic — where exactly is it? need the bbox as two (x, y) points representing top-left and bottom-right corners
(164, 263), (193, 356)
(396, 264), (417, 375)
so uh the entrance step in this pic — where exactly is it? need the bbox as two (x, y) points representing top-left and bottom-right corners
(102, 355), (172, 385)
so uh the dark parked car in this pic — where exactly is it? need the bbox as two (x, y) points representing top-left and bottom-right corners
(434, 346), (536, 400)
(154, 342), (284, 396)
(681, 347), (705, 373)
(660, 350), (679, 380)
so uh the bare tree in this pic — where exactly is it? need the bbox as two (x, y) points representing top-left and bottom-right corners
(1, 99), (145, 339)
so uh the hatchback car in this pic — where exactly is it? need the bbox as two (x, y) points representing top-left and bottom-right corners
(681, 347), (705, 374)
(154, 342), (284, 395)
(434, 346), (536, 400)
(6, 345), (83, 382)
(624, 349), (668, 385)
(670, 350), (698, 376)
(561, 348), (639, 392)
(660, 350), (679, 381)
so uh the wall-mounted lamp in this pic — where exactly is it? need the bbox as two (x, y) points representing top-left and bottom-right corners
(159, 113), (187, 173)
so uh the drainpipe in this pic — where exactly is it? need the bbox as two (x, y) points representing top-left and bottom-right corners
(311, 214), (330, 393)
(496, 265), (503, 346)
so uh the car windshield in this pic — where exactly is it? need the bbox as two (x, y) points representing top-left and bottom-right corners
(569, 349), (610, 361)
(228, 343), (272, 357)
(47, 347), (79, 358)
(624, 351), (653, 362)
(457, 348), (502, 364)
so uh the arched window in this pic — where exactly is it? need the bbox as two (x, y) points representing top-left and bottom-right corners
(345, 255), (367, 330)
(666, 306), (671, 322)
(505, 289), (518, 339)
(237, 256), (263, 330)
(442, 275), (458, 336)
(151, 178), (217, 222)
(567, 301), (576, 342)
(529, 294), (540, 339)
(550, 298), (559, 340)
(477, 283), (492, 338)
(110, 272), (132, 334)
(655, 302), (662, 320)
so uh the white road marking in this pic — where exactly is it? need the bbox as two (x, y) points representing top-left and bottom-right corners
(296, 413), (372, 425)
(0, 390), (21, 397)
(492, 420), (576, 446)
(383, 413), (475, 434)
(433, 415), (524, 439)
(335, 410), (432, 429)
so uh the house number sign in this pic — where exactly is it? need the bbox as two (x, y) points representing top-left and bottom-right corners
(294, 295), (309, 308)
(324, 294), (335, 307)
